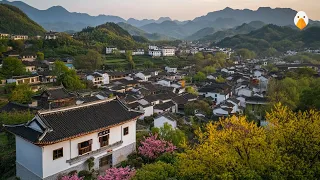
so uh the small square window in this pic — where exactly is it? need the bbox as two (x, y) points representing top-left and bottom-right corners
(53, 148), (63, 160)
(123, 127), (129, 136)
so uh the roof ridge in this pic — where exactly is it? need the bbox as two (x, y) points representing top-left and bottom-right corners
(38, 97), (117, 115)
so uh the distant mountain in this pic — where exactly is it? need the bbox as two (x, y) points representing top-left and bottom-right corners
(141, 21), (187, 39)
(217, 24), (320, 53)
(127, 17), (173, 27)
(117, 22), (172, 41)
(185, 27), (215, 40)
(194, 7), (297, 26)
(0, 3), (46, 35)
(74, 23), (139, 50)
(193, 21), (265, 42)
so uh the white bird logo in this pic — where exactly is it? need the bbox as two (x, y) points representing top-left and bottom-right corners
(294, 11), (309, 30)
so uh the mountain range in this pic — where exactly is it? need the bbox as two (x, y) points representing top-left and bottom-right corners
(1, 0), (319, 40)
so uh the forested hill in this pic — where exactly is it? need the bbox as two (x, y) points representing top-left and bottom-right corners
(217, 24), (320, 55)
(74, 23), (143, 50)
(0, 4), (46, 36)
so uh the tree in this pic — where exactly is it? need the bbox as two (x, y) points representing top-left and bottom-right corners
(98, 167), (136, 180)
(202, 66), (216, 75)
(138, 134), (176, 160)
(132, 161), (176, 180)
(152, 123), (186, 148)
(177, 104), (320, 179)
(0, 110), (34, 125)
(53, 61), (85, 90)
(205, 54), (214, 60)
(194, 52), (204, 61)
(9, 84), (33, 104)
(36, 52), (44, 60)
(236, 48), (256, 60)
(215, 75), (226, 83)
(61, 175), (83, 180)
(125, 50), (135, 69)
(184, 100), (212, 117)
(299, 83), (320, 110)
(185, 86), (198, 95)
(74, 50), (102, 70)
(1, 57), (26, 78)
(193, 72), (206, 82)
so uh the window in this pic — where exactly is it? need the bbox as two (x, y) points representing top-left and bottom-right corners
(99, 135), (109, 147)
(78, 140), (92, 155)
(123, 127), (129, 136)
(53, 148), (63, 160)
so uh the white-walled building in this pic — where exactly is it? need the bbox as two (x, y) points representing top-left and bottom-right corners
(11, 35), (28, 40)
(148, 45), (159, 50)
(154, 115), (177, 129)
(135, 72), (151, 82)
(165, 66), (177, 73)
(86, 72), (110, 87)
(161, 47), (175, 56)
(132, 49), (145, 56)
(149, 50), (162, 57)
(45, 31), (59, 40)
(106, 47), (118, 54)
(5, 98), (142, 180)
(198, 84), (231, 105)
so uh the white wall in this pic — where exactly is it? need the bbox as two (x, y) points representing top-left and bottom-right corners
(139, 106), (154, 120)
(41, 120), (136, 178)
(201, 92), (227, 105)
(237, 89), (252, 97)
(16, 136), (43, 178)
(154, 116), (177, 129)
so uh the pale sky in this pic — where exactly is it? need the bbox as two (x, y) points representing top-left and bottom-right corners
(16, 0), (320, 20)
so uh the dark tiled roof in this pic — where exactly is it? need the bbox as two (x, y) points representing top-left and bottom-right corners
(198, 83), (231, 94)
(5, 98), (142, 145)
(246, 96), (268, 103)
(43, 87), (74, 100)
(5, 125), (42, 143)
(154, 101), (176, 111)
(0, 102), (39, 113)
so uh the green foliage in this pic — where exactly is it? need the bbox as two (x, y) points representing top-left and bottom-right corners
(53, 61), (85, 90)
(284, 52), (320, 65)
(74, 50), (102, 70)
(215, 75), (226, 83)
(132, 161), (176, 180)
(185, 86), (198, 95)
(202, 66), (216, 75)
(151, 123), (186, 148)
(125, 50), (135, 69)
(0, 4), (46, 36)
(36, 52), (44, 60)
(0, 110), (34, 125)
(9, 84), (34, 104)
(1, 57), (26, 78)
(194, 52), (204, 61)
(121, 153), (144, 169)
(193, 72), (206, 82)
(184, 100), (212, 117)
(86, 157), (95, 171)
(236, 48), (256, 60)
(299, 80), (320, 110)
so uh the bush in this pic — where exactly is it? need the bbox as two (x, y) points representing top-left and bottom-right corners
(78, 170), (91, 178)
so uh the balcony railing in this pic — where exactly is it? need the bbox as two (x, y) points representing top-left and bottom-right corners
(78, 146), (92, 155)
(66, 140), (123, 165)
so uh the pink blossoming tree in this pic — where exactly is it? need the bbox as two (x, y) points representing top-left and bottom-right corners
(138, 134), (176, 160)
(98, 167), (136, 180)
(61, 175), (83, 180)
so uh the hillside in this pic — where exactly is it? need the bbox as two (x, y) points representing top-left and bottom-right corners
(196, 21), (265, 42)
(0, 4), (46, 35)
(217, 24), (320, 54)
(185, 27), (215, 40)
(74, 23), (141, 50)
(117, 22), (173, 41)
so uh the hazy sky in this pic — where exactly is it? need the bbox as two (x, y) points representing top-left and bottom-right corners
(17, 0), (320, 20)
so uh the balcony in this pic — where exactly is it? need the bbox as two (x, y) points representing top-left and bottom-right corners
(66, 140), (123, 165)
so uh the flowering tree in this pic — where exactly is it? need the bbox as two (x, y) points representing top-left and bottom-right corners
(98, 167), (136, 180)
(61, 175), (83, 180)
(138, 134), (176, 160)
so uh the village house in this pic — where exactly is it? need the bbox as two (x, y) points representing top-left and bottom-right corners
(86, 72), (110, 87)
(7, 75), (40, 86)
(161, 47), (175, 56)
(35, 87), (76, 109)
(106, 47), (118, 54)
(154, 114), (177, 129)
(5, 97), (142, 180)
(132, 49), (145, 56)
(0, 33), (10, 39)
(198, 83), (232, 105)
(11, 34), (28, 40)
(148, 50), (162, 57)
(21, 52), (37, 61)
(45, 31), (59, 40)
(165, 66), (177, 73)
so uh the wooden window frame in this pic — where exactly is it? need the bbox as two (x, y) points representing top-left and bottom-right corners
(123, 127), (129, 136)
(78, 139), (92, 155)
(53, 148), (63, 160)
(99, 134), (109, 148)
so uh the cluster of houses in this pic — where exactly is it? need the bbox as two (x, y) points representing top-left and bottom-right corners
(0, 31), (60, 41)
(105, 47), (145, 55)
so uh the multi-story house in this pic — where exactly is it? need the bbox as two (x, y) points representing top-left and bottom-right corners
(45, 31), (59, 40)
(161, 47), (175, 56)
(198, 83), (232, 105)
(7, 75), (41, 86)
(11, 35), (28, 40)
(132, 49), (145, 56)
(86, 72), (110, 87)
(148, 50), (162, 57)
(0, 33), (10, 39)
(5, 97), (142, 180)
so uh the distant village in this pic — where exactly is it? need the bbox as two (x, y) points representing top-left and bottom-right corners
(1, 30), (320, 180)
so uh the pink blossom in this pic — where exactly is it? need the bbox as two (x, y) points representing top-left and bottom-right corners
(138, 134), (177, 159)
(61, 175), (83, 180)
(98, 167), (136, 180)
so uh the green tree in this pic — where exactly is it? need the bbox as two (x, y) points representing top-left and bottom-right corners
(184, 100), (212, 117)
(236, 48), (256, 60)
(1, 57), (26, 78)
(299, 83), (320, 110)
(185, 86), (198, 95)
(216, 75), (226, 83)
(193, 72), (206, 82)
(152, 123), (186, 148)
(9, 84), (33, 104)
(194, 52), (204, 61)
(125, 50), (135, 69)
(74, 50), (102, 70)
(133, 161), (176, 180)
(36, 51), (44, 60)
(202, 66), (216, 75)
(53, 61), (85, 90)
